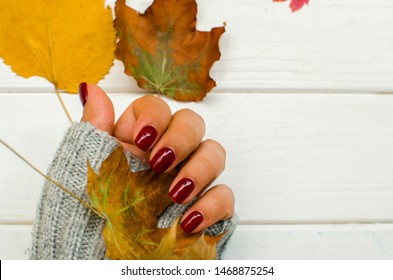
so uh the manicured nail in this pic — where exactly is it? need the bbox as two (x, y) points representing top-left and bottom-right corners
(135, 126), (157, 151)
(181, 211), (203, 233)
(169, 178), (195, 204)
(79, 82), (88, 106)
(149, 147), (175, 174)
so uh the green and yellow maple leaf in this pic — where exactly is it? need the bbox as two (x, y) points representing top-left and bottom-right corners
(114, 0), (225, 101)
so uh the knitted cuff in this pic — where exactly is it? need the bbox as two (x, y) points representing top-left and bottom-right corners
(31, 122), (237, 260)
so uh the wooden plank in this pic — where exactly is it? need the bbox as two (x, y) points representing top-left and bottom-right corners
(224, 224), (393, 259)
(0, 225), (31, 260)
(2, 224), (393, 260)
(1, 0), (393, 92)
(1, 93), (393, 223)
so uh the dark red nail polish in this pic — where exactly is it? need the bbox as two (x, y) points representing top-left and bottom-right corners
(79, 82), (88, 106)
(169, 178), (195, 204)
(149, 147), (175, 174)
(181, 211), (203, 233)
(135, 126), (157, 151)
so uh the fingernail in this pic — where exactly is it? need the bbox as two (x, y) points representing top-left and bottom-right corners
(169, 178), (195, 204)
(149, 147), (175, 174)
(181, 211), (203, 233)
(79, 82), (88, 106)
(135, 126), (157, 151)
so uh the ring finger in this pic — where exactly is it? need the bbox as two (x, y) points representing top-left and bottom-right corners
(168, 139), (226, 204)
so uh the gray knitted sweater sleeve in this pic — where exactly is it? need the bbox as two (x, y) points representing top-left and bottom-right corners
(31, 122), (237, 260)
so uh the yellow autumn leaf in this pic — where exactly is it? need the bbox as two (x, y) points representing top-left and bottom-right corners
(87, 145), (224, 260)
(0, 0), (115, 93)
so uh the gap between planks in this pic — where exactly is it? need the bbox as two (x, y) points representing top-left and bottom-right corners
(239, 220), (393, 226)
(2, 220), (393, 226)
(0, 88), (392, 94)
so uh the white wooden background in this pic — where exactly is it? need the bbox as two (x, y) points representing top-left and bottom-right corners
(1, 0), (393, 259)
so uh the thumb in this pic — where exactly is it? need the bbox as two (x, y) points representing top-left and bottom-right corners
(79, 83), (115, 134)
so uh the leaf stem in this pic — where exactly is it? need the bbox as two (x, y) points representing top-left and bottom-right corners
(0, 138), (105, 220)
(55, 87), (73, 123)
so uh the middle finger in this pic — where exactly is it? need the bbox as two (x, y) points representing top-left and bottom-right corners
(149, 108), (205, 174)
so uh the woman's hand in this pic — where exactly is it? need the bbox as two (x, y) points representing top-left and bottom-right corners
(79, 83), (235, 234)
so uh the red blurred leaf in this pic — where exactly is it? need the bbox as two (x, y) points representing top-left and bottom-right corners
(273, 0), (309, 12)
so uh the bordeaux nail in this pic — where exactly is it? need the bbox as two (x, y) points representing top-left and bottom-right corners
(149, 147), (175, 174)
(180, 211), (203, 233)
(169, 178), (195, 204)
(135, 126), (157, 151)
(79, 82), (88, 106)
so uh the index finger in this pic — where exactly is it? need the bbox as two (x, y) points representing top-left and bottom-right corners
(112, 95), (172, 156)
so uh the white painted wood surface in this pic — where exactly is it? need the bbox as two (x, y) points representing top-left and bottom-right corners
(1, 0), (393, 93)
(2, 224), (393, 260)
(1, 0), (393, 259)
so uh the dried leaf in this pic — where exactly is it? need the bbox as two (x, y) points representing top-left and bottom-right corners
(148, 217), (222, 260)
(273, 0), (309, 12)
(0, 0), (116, 93)
(114, 0), (225, 101)
(87, 145), (223, 259)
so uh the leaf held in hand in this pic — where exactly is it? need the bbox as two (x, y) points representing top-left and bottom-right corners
(86, 145), (223, 259)
(114, 0), (225, 101)
(0, 0), (116, 93)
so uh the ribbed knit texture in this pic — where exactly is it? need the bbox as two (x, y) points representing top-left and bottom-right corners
(31, 122), (237, 260)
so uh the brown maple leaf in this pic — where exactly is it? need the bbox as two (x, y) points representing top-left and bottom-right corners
(114, 0), (225, 101)
(86, 145), (223, 260)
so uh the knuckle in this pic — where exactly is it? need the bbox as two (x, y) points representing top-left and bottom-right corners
(133, 95), (151, 107)
(198, 154), (219, 174)
(204, 139), (226, 159)
(176, 109), (205, 127)
(208, 185), (235, 218)
(216, 185), (235, 218)
(217, 184), (234, 201)
(134, 95), (170, 112)
(172, 110), (205, 144)
(175, 124), (201, 149)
